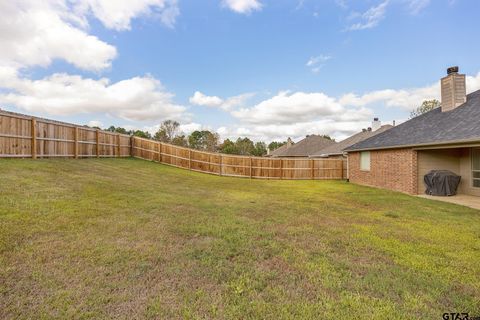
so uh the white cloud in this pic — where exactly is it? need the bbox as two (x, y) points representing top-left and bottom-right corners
(339, 71), (480, 110)
(215, 71), (480, 141)
(189, 91), (224, 107)
(0, 1), (117, 72)
(405, 0), (430, 14)
(347, 1), (389, 31)
(88, 120), (104, 128)
(189, 91), (254, 111)
(137, 122), (213, 137)
(226, 91), (373, 141)
(345, 0), (430, 31)
(306, 55), (332, 74)
(214, 120), (372, 142)
(0, 71), (187, 122)
(0, 0), (179, 73)
(189, 89), (375, 141)
(179, 122), (208, 134)
(339, 87), (437, 110)
(232, 91), (352, 124)
(335, 0), (348, 9)
(222, 93), (255, 110)
(222, 0), (263, 14)
(0, 0), (185, 123)
(467, 72), (480, 91)
(306, 55), (331, 67)
(75, 0), (180, 30)
(138, 122), (206, 136)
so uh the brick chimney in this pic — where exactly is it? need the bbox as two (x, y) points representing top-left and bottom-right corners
(441, 66), (466, 112)
(286, 137), (293, 148)
(372, 117), (381, 131)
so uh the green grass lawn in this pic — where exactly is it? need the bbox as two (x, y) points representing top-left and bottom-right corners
(1, 158), (479, 319)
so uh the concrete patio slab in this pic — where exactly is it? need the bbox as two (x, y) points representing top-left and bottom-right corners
(417, 194), (480, 210)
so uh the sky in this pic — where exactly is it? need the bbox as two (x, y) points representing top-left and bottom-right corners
(1, 0), (480, 142)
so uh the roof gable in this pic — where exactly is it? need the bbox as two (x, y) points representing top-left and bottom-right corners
(271, 135), (336, 157)
(269, 143), (289, 156)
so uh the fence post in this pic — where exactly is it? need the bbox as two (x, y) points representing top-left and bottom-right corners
(189, 149), (192, 170)
(250, 157), (253, 178)
(160, 142), (163, 162)
(96, 129), (100, 158)
(116, 134), (121, 157)
(311, 159), (315, 180)
(219, 154), (223, 176)
(130, 136), (134, 157)
(280, 158), (283, 180)
(208, 153), (211, 173)
(74, 127), (79, 159)
(31, 118), (37, 159)
(158, 142), (162, 162)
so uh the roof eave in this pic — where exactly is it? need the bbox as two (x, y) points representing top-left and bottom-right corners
(309, 152), (344, 158)
(344, 138), (480, 152)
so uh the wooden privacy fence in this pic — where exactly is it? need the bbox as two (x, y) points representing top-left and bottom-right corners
(0, 110), (347, 180)
(0, 110), (131, 158)
(133, 137), (346, 180)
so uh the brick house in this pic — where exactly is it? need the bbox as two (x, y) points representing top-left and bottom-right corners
(344, 67), (480, 196)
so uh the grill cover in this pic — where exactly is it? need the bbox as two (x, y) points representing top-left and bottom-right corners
(424, 170), (461, 196)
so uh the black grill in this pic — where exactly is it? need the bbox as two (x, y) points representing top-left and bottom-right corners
(424, 170), (461, 196)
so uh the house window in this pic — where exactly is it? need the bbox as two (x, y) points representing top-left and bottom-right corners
(472, 149), (480, 188)
(360, 151), (371, 171)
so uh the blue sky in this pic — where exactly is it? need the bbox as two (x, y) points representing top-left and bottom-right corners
(1, 0), (480, 141)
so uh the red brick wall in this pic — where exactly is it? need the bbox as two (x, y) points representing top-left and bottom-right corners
(348, 148), (418, 194)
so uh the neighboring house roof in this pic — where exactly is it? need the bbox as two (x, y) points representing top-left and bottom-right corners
(345, 90), (480, 152)
(270, 135), (336, 157)
(310, 125), (393, 157)
(268, 143), (290, 157)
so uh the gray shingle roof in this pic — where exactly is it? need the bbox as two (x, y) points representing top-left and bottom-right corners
(310, 125), (392, 157)
(268, 143), (289, 157)
(345, 90), (480, 152)
(270, 135), (336, 157)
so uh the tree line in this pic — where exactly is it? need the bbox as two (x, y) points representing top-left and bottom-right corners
(99, 120), (287, 157)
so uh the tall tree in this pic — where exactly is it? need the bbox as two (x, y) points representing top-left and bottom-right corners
(251, 142), (267, 156)
(219, 139), (237, 154)
(205, 131), (220, 152)
(188, 131), (202, 149)
(154, 120), (180, 143)
(153, 130), (168, 142)
(104, 126), (129, 135)
(220, 138), (271, 156)
(268, 141), (286, 151)
(234, 137), (255, 155)
(132, 130), (152, 139)
(171, 135), (188, 147)
(115, 127), (129, 135)
(410, 99), (440, 118)
(188, 130), (219, 151)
